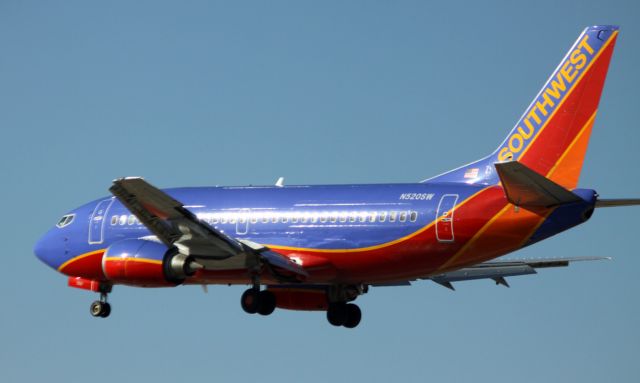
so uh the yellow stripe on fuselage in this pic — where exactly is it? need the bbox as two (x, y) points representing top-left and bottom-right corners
(268, 186), (490, 253)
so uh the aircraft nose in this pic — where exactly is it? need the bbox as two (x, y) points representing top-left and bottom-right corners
(34, 228), (66, 270)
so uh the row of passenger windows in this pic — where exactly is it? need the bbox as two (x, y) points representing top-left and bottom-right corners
(110, 211), (419, 226)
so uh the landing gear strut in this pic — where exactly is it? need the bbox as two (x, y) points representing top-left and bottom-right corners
(90, 285), (112, 318)
(241, 288), (276, 316)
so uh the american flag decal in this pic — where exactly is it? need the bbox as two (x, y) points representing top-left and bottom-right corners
(464, 168), (479, 179)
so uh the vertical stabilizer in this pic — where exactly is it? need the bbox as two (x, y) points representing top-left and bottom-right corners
(424, 25), (618, 188)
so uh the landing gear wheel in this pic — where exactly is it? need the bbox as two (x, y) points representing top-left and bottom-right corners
(257, 290), (276, 316)
(326, 302), (348, 326)
(343, 304), (361, 328)
(90, 301), (111, 318)
(100, 302), (111, 318)
(241, 288), (260, 314)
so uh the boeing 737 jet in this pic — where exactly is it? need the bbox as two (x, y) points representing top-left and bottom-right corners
(34, 25), (638, 328)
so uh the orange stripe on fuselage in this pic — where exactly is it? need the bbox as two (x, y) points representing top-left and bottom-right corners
(273, 186), (510, 283)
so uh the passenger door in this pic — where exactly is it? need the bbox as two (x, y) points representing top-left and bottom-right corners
(89, 199), (114, 244)
(436, 194), (458, 243)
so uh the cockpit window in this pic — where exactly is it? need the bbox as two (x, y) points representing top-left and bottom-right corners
(56, 214), (75, 228)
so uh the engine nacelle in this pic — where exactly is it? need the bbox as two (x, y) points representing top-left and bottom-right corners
(269, 287), (329, 311)
(102, 239), (198, 286)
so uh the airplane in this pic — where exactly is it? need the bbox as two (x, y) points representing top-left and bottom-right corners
(34, 25), (639, 328)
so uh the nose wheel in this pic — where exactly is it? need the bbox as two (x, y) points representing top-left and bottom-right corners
(90, 291), (111, 318)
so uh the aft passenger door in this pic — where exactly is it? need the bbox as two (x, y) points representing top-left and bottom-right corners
(89, 199), (114, 244)
(436, 194), (458, 243)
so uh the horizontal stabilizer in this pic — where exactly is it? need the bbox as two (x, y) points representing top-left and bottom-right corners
(426, 256), (609, 290)
(596, 199), (640, 208)
(495, 161), (582, 208)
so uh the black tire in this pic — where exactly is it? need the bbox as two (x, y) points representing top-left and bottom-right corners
(100, 302), (111, 318)
(326, 302), (348, 326)
(343, 304), (361, 329)
(241, 288), (260, 314)
(90, 301), (103, 317)
(257, 290), (276, 316)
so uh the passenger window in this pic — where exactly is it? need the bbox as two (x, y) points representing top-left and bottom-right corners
(310, 215), (317, 223)
(281, 216), (288, 223)
(410, 211), (418, 222)
(292, 215), (298, 223)
(359, 213), (366, 223)
(369, 212), (377, 223)
(221, 217), (228, 224)
(320, 215), (327, 223)
(338, 214), (346, 223)
(330, 214), (337, 223)
(399, 211), (407, 222)
(229, 217), (237, 224)
(250, 216), (257, 224)
(301, 215), (308, 223)
(128, 215), (135, 225)
(261, 216), (268, 224)
(111, 216), (118, 225)
(212, 216), (219, 224)
(389, 211), (397, 223)
(349, 214), (356, 223)
(119, 215), (127, 225)
(379, 212), (387, 223)
(239, 217), (246, 224)
(271, 216), (278, 223)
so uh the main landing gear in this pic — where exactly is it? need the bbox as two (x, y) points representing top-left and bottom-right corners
(327, 302), (362, 328)
(241, 287), (277, 316)
(238, 283), (367, 328)
(325, 284), (367, 328)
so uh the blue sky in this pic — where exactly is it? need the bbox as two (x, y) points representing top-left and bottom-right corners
(1, 1), (639, 382)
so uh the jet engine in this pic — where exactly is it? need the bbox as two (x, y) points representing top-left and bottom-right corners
(102, 239), (200, 286)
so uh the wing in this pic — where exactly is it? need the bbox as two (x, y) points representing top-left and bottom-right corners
(421, 257), (608, 290)
(109, 177), (307, 281)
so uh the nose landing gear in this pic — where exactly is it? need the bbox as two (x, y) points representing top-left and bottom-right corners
(90, 285), (112, 318)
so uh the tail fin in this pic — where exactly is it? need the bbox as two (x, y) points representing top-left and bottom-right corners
(424, 25), (619, 188)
